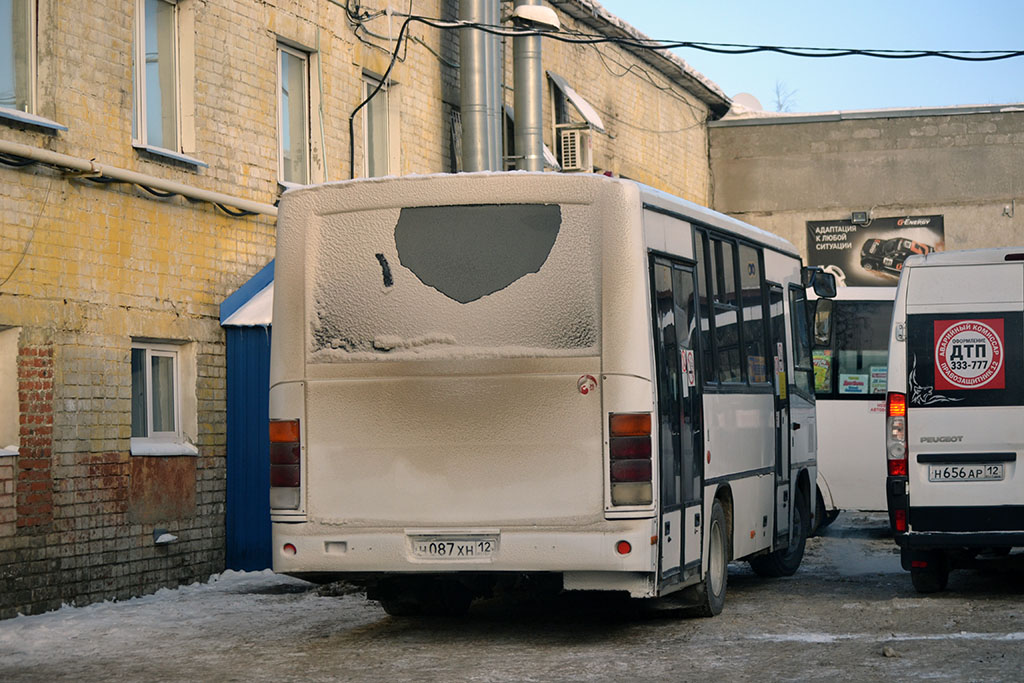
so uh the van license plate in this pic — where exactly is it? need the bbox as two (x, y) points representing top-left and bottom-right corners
(927, 464), (1004, 482)
(411, 537), (498, 560)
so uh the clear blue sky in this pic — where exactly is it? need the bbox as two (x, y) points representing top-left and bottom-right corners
(593, 0), (1024, 113)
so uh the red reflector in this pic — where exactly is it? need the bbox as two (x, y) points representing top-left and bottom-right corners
(611, 458), (652, 483)
(887, 392), (906, 418)
(910, 559), (927, 568)
(270, 464), (301, 487)
(270, 419), (300, 443)
(283, 543), (297, 556)
(609, 413), (651, 437)
(888, 459), (908, 477)
(616, 540), (632, 555)
(894, 509), (907, 532)
(610, 435), (651, 459)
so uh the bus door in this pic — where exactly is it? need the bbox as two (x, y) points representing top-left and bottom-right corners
(652, 258), (703, 585)
(768, 283), (792, 545)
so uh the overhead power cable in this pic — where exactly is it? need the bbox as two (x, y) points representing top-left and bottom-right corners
(354, 12), (1024, 62)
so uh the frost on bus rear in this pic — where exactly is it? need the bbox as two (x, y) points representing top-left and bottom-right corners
(268, 173), (830, 617)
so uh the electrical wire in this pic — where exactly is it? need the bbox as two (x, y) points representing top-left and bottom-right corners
(362, 14), (1024, 62)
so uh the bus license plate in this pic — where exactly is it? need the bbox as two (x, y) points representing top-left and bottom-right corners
(927, 464), (1004, 482)
(411, 537), (498, 560)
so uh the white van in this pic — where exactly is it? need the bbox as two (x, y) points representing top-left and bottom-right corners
(886, 247), (1024, 592)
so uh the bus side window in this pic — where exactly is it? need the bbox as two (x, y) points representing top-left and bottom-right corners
(739, 244), (768, 384)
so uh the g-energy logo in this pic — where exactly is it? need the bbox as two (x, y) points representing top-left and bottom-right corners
(920, 435), (964, 443)
(897, 217), (932, 227)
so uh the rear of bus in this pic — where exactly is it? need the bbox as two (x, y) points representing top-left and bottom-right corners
(886, 248), (1024, 592)
(268, 173), (659, 612)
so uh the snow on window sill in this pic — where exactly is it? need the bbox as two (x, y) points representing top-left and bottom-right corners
(132, 143), (209, 169)
(0, 107), (68, 132)
(0, 446), (18, 457)
(130, 438), (199, 457)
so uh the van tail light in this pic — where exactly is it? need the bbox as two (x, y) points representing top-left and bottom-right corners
(609, 413), (652, 506)
(886, 392), (907, 476)
(270, 419), (301, 509)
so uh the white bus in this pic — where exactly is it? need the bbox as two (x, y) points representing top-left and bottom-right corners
(886, 247), (1024, 592)
(811, 287), (896, 525)
(268, 172), (835, 616)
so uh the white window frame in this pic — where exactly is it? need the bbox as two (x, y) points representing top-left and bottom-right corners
(0, 0), (35, 115)
(130, 341), (198, 457)
(277, 43), (310, 186)
(362, 73), (400, 178)
(0, 327), (20, 457)
(133, 0), (181, 153)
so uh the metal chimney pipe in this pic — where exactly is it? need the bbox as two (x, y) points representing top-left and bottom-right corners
(486, 0), (503, 170)
(460, 0), (489, 172)
(513, 0), (544, 171)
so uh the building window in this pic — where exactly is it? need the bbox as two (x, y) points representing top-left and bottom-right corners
(278, 45), (309, 185)
(0, 327), (19, 456)
(0, 0), (34, 114)
(134, 0), (179, 151)
(131, 343), (180, 441)
(363, 74), (390, 177)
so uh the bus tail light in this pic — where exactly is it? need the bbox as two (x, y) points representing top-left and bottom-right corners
(886, 392), (907, 477)
(609, 413), (652, 505)
(270, 419), (301, 509)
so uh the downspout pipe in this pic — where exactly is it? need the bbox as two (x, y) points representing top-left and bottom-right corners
(459, 0), (489, 172)
(0, 138), (277, 216)
(512, 0), (545, 172)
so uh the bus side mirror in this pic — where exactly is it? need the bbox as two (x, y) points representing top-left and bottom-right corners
(802, 266), (838, 299)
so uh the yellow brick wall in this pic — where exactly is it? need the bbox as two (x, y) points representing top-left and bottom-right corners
(0, 0), (720, 617)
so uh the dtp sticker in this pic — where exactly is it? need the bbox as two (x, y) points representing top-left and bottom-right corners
(934, 318), (1005, 390)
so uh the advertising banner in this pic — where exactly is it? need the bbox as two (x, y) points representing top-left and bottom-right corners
(806, 215), (944, 287)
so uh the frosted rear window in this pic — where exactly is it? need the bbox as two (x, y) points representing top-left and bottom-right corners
(309, 203), (600, 361)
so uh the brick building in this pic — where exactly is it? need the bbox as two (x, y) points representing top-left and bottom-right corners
(0, 0), (729, 617)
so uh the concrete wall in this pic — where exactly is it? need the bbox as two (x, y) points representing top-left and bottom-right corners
(708, 107), (1024, 258)
(0, 0), (722, 617)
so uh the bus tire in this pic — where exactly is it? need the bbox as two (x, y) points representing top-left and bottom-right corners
(689, 499), (728, 617)
(749, 487), (809, 578)
(910, 552), (949, 594)
(813, 490), (839, 536)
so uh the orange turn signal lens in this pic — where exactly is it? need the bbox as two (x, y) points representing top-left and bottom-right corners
(270, 419), (300, 443)
(609, 413), (651, 437)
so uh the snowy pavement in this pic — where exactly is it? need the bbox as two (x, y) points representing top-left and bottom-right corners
(2, 513), (1024, 682)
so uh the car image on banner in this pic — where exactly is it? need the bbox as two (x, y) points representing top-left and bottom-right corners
(807, 215), (944, 287)
(860, 237), (936, 277)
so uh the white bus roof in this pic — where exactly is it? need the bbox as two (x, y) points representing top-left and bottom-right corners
(636, 182), (799, 258)
(904, 247), (1024, 268)
(280, 172), (801, 259)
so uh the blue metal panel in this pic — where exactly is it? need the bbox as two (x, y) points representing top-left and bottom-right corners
(225, 326), (272, 570)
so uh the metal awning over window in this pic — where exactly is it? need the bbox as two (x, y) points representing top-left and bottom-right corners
(546, 71), (606, 134)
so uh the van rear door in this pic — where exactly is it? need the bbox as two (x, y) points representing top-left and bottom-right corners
(903, 262), (1024, 531)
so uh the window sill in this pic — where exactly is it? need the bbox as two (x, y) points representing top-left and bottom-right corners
(132, 143), (208, 169)
(0, 446), (18, 458)
(0, 108), (68, 132)
(130, 438), (199, 457)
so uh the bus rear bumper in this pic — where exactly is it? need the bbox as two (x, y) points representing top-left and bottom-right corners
(271, 521), (659, 596)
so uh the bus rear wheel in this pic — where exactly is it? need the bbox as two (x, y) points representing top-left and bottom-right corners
(688, 499), (728, 617)
(749, 488), (809, 578)
(377, 577), (473, 617)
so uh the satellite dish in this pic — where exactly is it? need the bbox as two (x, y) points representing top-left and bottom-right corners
(731, 92), (763, 111)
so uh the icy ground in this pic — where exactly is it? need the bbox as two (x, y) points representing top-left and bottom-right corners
(2, 513), (1024, 682)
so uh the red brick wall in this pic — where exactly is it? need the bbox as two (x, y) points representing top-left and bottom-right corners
(16, 346), (53, 530)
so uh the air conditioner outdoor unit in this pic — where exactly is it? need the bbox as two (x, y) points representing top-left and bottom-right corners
(559, 127), (592, 173)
